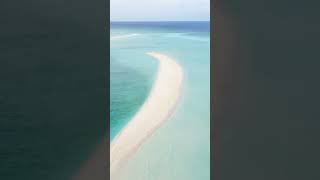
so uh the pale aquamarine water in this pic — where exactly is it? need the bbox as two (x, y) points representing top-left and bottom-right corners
(110, 22), (210, 180)
(110, 31), (158, 140)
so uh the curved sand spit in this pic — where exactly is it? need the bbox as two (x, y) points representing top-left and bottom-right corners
(110, 52), (184, 177)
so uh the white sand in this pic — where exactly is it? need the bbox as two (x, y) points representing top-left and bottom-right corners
(110, 52), (184, 178)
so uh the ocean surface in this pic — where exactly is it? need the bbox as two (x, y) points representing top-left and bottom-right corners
(110, 21), (210, 180)
(110, 31), (158, 140)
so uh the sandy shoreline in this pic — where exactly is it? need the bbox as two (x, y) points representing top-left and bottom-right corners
(110, 52), (184, 178)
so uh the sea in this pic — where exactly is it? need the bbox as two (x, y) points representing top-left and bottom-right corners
(110, 21), (210, 180)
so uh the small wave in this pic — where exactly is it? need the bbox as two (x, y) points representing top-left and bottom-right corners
(110, 33), (141, 40)
(164, 33), (209, 42)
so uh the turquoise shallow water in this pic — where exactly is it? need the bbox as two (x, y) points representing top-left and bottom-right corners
(110, 31), (158, 140)
(110, 22), (210, 180)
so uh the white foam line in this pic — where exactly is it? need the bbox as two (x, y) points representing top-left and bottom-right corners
(110, 33), (141, 40)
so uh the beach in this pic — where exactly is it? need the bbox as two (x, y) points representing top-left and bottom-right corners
(110, 52), (184, 178)
(110, 21), (210, 180)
